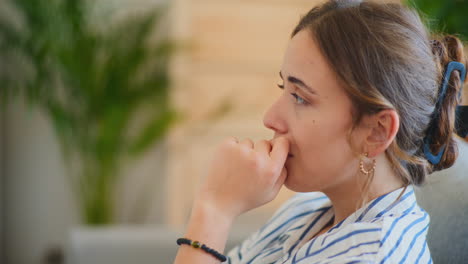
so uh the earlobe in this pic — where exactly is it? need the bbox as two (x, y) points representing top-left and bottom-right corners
(366, 109), (400, 158)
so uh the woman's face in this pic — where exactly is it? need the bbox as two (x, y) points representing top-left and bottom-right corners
(263, 30), (360, 192)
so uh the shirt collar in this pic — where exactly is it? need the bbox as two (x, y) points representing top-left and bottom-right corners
(335, 185), (416, 229)
(279, 185), (417, 259)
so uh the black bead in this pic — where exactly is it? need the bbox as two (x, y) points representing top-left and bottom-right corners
(177, 237), (227, 262)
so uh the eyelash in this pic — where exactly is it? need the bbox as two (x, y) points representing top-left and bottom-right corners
(291, 93), (307, 105)
(277, 84), (308, 106)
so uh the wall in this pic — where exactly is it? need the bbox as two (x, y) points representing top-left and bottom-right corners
(166, 0), (323, 232)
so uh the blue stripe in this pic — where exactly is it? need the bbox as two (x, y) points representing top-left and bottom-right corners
(317, 220), (342, 248)
(281, 254), (291, 264)
(328, 240), (380, 259)
(295, 207), (332, 242)
(375, 190), (414, 218)
(314, 251), (378, 264)
(399, 224), (429, 264)
(247, 246), (283, 264)
(356, 191), (393, 222)
(249, 207), (330, 264)
(287, 224), (306, 232)
(289, 207), (332, 262)
(246, 250), (266, 264)
(246, 246), (285, 264)
(261, 235), (281, 252)
(381, 201), (417, 244)
(259, 196), (328, 234)
(237, 241), (243, 260)
(351, 251), (378, 258)
(299, 228), (381, 260)
(255, 209), (325, 248)
(401, 200), (417, 215)
(379, 214), (428, 264)
(415, 242), (428, 264)
(326, 218), (344, 234)
(264, 247), (283, 257)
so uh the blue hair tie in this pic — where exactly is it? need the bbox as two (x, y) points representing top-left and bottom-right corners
(423, 61), (466, 165)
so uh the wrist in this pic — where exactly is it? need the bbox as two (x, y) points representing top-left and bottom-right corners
(191, 197), (237, 226)
(175, 199), (234, 263)
(181, 199), (235, 257)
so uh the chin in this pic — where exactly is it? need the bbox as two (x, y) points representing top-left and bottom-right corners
(283, 174), (317, 193)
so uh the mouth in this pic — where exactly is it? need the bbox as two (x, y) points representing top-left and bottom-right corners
(287, 153), (294, 158)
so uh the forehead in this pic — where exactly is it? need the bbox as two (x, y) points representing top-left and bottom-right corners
(281, 30), (341, 93)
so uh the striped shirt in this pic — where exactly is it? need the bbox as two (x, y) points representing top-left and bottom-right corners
(226, 185), (431, 263)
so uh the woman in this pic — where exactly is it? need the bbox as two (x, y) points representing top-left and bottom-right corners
(174, 0), (466, 263)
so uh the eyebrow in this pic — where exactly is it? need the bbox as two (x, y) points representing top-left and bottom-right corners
(279, 71), (318, 95)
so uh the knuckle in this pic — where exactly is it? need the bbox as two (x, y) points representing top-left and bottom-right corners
(224, 136), (237, 144)
(243, 138), (253, 143)
(246, 153), (264, 172)
(256, 140), (268, 147)
(239, 143), (252, 154)
(221, 137), (237, 148)
(265, 165), (278, 178)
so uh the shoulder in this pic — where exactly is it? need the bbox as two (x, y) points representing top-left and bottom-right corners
(255, 192), (331, 240)
(300, 214), (429, 264)
(297, 220), (384, 264)
(374, 207), (430, 263)
(226, 192), (331, 262)
(296, 197), (430, 264)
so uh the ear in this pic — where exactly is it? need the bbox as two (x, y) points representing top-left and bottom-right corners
(362, 109), (400, 158)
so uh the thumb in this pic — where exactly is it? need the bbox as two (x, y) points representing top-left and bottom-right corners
(273, 166), (288, 193)
(270, 137), (289, 171)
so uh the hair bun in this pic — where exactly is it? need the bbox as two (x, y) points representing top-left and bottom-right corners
(427, 35), (466, 171)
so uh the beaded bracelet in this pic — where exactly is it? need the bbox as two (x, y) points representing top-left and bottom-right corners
(176, 238), (227, 262)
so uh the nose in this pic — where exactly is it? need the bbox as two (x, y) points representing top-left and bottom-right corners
(263, 98), (288, 135)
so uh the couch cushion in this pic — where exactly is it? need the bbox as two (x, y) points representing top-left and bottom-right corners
(415, 136), (468, 264)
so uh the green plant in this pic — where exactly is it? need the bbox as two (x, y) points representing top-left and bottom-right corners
(0, 0), (175, 225)
(405, 0), (468, 41)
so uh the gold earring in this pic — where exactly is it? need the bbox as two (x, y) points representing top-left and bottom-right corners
(359, 152), (376, 176)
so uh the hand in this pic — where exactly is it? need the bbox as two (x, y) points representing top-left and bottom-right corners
(195, 137), (290, 220)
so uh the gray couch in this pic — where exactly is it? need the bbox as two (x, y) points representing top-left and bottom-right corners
(68, 139), (468, 264)
(415, 136), (468, 264)
(67, 226), (248, 264)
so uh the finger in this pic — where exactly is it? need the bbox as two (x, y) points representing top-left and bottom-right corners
(225, 136), (239, 144)
(270, 137), (290, 169)
(239, 138), (254, 149)
(254, 140), (272, 155)
(273, 167), (288, 192)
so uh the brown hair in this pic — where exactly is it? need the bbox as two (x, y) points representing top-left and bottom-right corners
(292, 0), (466, 185)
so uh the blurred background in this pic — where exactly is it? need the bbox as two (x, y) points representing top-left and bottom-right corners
(0, 0), (466, 263)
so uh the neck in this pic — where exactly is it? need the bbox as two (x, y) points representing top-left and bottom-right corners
(322, 154), (405, 226)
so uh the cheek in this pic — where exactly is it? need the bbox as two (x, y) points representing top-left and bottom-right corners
(295, 113), (355, 178)
(284, 112), (356, 192)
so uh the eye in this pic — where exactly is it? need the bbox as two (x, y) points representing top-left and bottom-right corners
(277, 83), (284, 89)
(290, 92), (308, 105)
